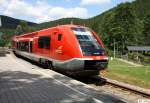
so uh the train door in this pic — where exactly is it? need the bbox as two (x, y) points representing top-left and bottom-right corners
(29, 41), (32, 53)
(17, 42), (19, 50)
(29, 39), (33, 53)
(53, 30), (63, 56)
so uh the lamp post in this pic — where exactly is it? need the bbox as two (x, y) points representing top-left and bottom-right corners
(113, 39), (120, 59)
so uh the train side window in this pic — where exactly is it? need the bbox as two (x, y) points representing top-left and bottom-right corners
(44, 36), (50, 49)
(17, 42), (19, 49)
(58, 34), (62, 41)
(20, 42), (29, 51)
(38, 37), (44, 48)
(38, 36), (51, 49)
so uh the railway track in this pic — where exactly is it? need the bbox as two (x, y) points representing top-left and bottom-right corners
(71, 75), (150, 103)
(92, 76), (150, 98)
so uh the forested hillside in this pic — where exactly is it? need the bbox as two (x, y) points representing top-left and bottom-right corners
(0, 15), (36, 29)
(0, 0), (150, 52)
(0, 15), (37, 46)
(34, 0), (150, 52)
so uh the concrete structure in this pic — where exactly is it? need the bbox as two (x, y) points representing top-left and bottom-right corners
(127, 46), (150, 62)
(0, 52), (129, 103)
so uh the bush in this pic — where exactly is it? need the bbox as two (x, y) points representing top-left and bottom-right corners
(143, 57), (150, 64)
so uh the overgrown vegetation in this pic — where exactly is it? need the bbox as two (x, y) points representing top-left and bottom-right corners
(104, 59), (150, 89)
(33, 0), (150, 50)
(0, 29), (15, 46)
(14, 21), (35, 35)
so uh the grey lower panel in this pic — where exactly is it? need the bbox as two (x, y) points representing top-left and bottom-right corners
(14, 50), (85, 72)
(15, 50), (39, 62)
(14, 50), (107, 75)
(53, 59), (84, 72)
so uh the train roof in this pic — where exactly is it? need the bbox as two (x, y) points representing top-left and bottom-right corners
(14, 24), (88, 38)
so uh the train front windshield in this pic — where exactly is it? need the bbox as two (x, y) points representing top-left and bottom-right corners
(72, 27), (104, 56)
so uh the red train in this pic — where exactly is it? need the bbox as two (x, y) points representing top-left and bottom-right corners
(12, 25), (108, 76)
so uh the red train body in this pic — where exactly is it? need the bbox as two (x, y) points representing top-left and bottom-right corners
(12, 25), (108, 76)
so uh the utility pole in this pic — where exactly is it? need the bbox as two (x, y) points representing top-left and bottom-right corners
(71, 19), (73, 25)
(117, 42), (119, 57)
(114, 39), (115, 59)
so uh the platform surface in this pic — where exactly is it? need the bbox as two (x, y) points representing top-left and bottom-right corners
(0, 53), (129, 103)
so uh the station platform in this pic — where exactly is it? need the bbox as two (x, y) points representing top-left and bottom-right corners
(0, 53), (129, 103)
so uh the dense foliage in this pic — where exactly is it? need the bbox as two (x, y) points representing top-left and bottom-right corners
(15, 21), (35, 35)
(0, 0), (150, 53)
(0, 15), (36, 29)
(33, 0), (150, 51)
(0, 29), (15, 46)
(143, 14), (150, 45)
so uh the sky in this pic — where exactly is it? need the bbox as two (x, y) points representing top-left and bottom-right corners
(0, 0), (134, 23)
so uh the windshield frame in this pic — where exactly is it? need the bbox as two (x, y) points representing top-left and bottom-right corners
(71, 27), (104, 56)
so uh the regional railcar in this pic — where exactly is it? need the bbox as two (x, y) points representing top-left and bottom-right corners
(12, 25), (108, 76)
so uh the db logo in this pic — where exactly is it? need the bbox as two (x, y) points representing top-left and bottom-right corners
(56, 46), (63, 54)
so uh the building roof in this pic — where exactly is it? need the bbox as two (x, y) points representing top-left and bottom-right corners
(127, 46), (150, 51)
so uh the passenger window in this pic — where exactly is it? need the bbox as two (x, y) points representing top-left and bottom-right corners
(17, 42), (19, 49)
(38, 37), (44, 48)
(17, 41), (29, 52)
(58, 34), (62, 41)
(38, 36), (51, 49)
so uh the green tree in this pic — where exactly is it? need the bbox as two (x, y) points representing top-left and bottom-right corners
(143, 14), (150, 45)
(101, 3), (141, 53)
(15, 21), (30, 35)
(0, 32), (5, 46)
(20, 21), (30, 33)
(15, 25), (22, 35)
(0, 29), (15, 46)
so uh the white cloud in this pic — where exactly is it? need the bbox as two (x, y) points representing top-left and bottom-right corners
(0, 0), (9, 12)
(123, 0), (135, 2)
(5, 0), (41, 18)
(49, 7), (87, 19)
(0, 0), (89, 23)
(80, 0), (111, 6)
(36, 7), (88, 23)
(0, 0), (10, 6)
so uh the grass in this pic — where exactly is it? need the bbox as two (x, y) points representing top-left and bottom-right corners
(102, 59), (150, 89)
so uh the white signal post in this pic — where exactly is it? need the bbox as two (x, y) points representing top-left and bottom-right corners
(114, 39), (115, 59)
